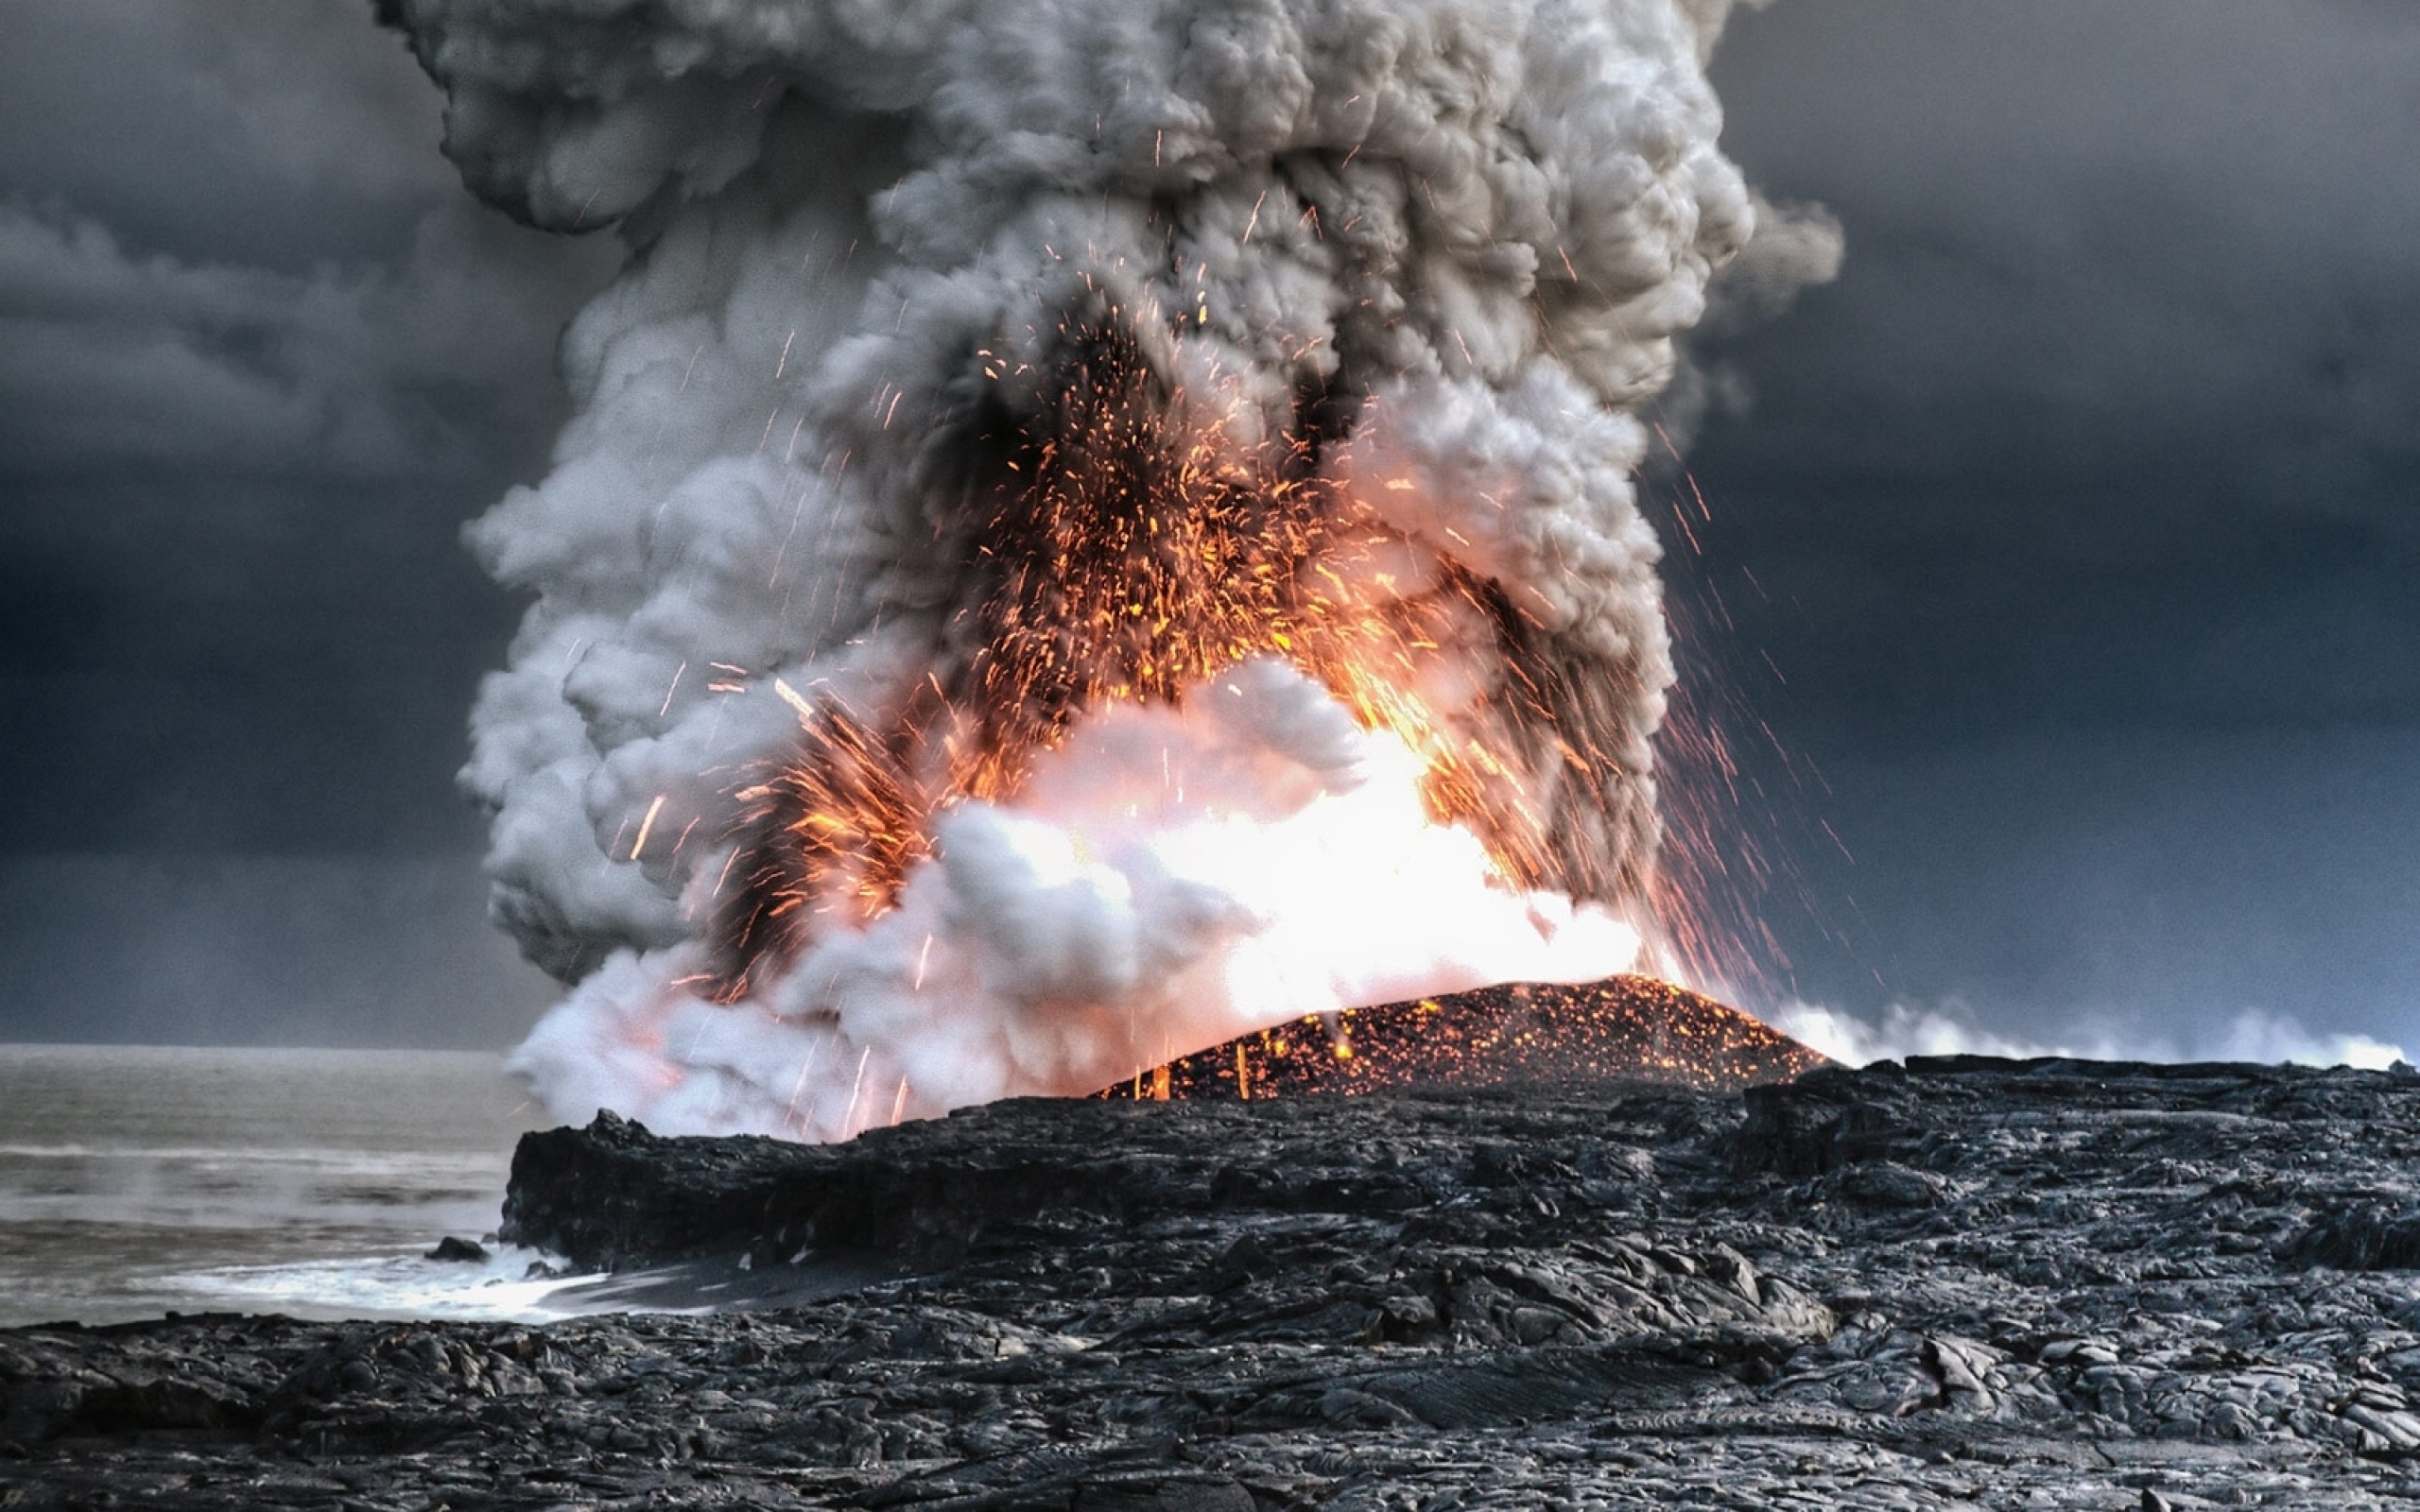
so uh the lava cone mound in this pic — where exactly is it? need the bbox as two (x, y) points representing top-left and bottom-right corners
(1102, 973), (1826, 1101)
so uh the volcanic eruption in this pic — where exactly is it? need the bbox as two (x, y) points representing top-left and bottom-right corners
(394, 0), (1840, 1137)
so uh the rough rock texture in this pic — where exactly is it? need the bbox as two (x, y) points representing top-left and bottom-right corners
(12, 1057), (2420, 1508)
(1101, 976), (1828, 1101)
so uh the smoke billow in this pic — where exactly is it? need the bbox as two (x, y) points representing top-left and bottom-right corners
(395, 0), (1837, 1136)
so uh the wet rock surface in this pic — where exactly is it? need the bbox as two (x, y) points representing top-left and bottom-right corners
(11, 1057), (2420, 1508)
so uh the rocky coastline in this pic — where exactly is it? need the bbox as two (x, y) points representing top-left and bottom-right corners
(10, 1057), (2420, 1508)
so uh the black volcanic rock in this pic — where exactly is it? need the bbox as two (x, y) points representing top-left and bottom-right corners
(13, 1058), (2420, 1509)
(2288, 1202), (2420, 1272)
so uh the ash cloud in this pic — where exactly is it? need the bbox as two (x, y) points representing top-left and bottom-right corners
(393, 0), (1837, 1132)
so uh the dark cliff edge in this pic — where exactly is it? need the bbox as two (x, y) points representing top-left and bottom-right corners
(498, 1081), (1745, 1275)
(13, 1058), (2420, 1510)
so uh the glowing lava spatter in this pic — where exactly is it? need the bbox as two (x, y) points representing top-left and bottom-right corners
(1101, 974), (1828, 1101)
(398, 0), (1847, 1139)
(711, 311), (1664, 1004)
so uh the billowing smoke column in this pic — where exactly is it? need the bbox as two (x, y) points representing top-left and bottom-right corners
(396, 0), (1834, 1138)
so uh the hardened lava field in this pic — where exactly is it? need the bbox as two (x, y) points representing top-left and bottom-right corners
(1102, 973), (1827, 1101)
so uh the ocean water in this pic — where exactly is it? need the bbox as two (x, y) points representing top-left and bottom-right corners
(0, 1044), (585, 1328)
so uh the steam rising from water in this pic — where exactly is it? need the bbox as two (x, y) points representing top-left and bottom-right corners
(396, 0), (1838, 1135)
(522, 660), (1640, 1138)
(1775, 1001), (2411, 1073)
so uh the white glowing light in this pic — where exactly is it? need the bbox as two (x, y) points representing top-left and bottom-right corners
(509, 662), (1638, 1138)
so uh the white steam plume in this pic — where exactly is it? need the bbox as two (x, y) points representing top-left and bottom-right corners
(1772, 1000), (2411, 1073)
(396, 0), (1838, 1135)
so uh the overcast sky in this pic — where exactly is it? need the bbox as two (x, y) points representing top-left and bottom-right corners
(0, 0), (612, 1045)
(0, 0), (2411, 1056)
(1686, 0), (2420, 1055)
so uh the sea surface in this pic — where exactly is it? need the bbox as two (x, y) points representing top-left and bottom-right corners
(0, 1044), (586, 1328)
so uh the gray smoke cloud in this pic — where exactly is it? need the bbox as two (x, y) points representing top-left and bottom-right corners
(394, 0), (1838, 1134)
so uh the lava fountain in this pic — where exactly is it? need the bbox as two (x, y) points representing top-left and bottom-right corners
(395, 0), (1840, 1137)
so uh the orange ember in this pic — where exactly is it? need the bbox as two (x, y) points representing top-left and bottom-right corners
(711, 302), (1671, 999)
(1098, 973), (1827, 1100)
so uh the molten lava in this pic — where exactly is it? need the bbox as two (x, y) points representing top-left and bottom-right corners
(1099, 974), (1826, 1100)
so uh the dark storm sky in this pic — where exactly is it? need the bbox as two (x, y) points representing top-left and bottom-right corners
(0, 1), (613, 1045)
(1688, 0), (2420, 1052)
(0, 0), (2411, 1053)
